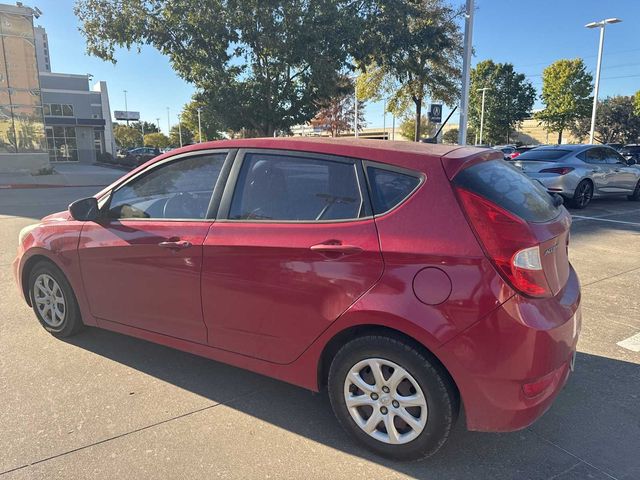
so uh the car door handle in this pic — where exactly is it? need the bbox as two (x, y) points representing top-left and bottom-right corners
(158, 240), (192, 249)
(310, 243), (363, 254)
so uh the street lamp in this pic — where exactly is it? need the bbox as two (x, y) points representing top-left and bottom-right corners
(197, 107), (203, 143)
(166, 107), (170, 137)
(458, 0), (475, 145)
(123, 89), (129, 126)
(585, 17), (622, 144)
(477, 87), (489, 145)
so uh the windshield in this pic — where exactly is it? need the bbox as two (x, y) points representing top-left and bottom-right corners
(515, 149), (571, 162)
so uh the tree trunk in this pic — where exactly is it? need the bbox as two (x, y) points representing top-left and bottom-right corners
(557, 129), (563, 144)
(414, 98), (422, 142)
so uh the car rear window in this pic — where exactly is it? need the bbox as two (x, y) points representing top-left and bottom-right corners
(453, 160), (561, 223)
(366, 166), (421, 214)
(515, 149), (571, 162)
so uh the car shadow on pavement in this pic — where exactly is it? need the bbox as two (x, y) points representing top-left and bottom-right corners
(64, 328), (640, 479)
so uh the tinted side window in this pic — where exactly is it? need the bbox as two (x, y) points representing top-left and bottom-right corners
(603, 149), (625, 164)
(229, 153), (363, 221)
(454, 160), (560, 223)
(108, 154), (225, 219)
(582, 148), (607, 164)
(367, 166), (421, 214)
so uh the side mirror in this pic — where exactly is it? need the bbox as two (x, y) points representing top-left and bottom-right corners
(626, 157), (636, 166)
(69, 197), (99, 221)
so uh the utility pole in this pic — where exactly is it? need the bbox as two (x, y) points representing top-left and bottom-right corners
(166, 107), (170, 138)
(178, 113), (183, 147)
(197, 107), (203, 143)
(478, 87), (489, 145)
(586, 18), (622, 144)
(458, 0), (474, 145)
(392, 114), (396, 141)
(123, 90), (129, 126)
(382, 98), (386, 140)
(354, 91), (359, 138)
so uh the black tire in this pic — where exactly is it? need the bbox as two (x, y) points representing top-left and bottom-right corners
(28, 261), (84, 338)
(328, 335), (457, 461)
(627, 180), (640, 201)
(570, 179), (593, 209)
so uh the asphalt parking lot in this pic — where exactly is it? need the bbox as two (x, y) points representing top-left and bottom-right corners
(1, 186), (639, 480)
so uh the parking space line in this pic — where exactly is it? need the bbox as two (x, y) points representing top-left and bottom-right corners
(571, 215), (640, 227)
(617, 333), (640, 352)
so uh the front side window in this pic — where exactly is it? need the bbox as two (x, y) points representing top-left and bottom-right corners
(108, 153), (225, 220)
(229, 153), (363, 221)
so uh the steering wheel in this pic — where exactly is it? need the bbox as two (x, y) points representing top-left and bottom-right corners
(162, 192), (201, 219)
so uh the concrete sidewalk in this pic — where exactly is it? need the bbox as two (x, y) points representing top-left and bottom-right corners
(0, 164), (125, 189)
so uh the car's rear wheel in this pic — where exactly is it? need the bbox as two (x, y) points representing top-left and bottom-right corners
(28, 262), (83, 338)
(627, 180), (640, 201)
(328, 335), (457, 460)
(570, 180), (593, 209)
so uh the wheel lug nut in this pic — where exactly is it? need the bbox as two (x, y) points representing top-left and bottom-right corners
(380, 406), (388, 414)
(371, 393), (379, 400)
(392, 400), (399, 408)
(382, 386), (390, 393)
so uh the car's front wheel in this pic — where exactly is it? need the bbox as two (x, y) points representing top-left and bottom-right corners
(328, 335), (457, 460)
(28, 262), (84, 338)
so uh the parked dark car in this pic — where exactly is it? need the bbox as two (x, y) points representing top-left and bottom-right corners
(118, 147), (161, 168)
(620, 145), (640, 165)
(15, 138), (581, 460)
(606, 143), (624, 152)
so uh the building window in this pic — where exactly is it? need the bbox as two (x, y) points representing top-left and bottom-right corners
(46, 126), (78, 162)
(94, 129), (104, 157)
(44, 103), (74, 117)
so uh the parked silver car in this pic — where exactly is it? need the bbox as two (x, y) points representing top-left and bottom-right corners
(512, 145), (640, 208)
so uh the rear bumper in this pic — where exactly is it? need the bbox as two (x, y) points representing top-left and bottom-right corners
(438, 266), (581, 432)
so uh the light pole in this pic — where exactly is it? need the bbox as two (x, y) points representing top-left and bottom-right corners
(478, 87), (489, 145)
(585, 18), (622, 144)
(354, 87), (359, 138)
(382, 98), (386, 140)
(156, 117), (160, 132)
(178, 112), (183, 147)
(458, 0), (475, 145)
(197, 107), (203, 143)
(166, 107), (170, 137)
(123, 90), (129, 126)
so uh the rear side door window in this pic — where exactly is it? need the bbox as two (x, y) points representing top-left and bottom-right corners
(581, 148), (607, 164)
(365, 165), (422, 215)
(228, 153), (364, 221)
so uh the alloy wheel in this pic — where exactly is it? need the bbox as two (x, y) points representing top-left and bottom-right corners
(343, 358), (428, 445)
(33, 273), (66, 328)
(576, 182), (592, 208)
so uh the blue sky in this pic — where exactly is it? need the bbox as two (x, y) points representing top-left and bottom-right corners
(34, 0), (640, 133)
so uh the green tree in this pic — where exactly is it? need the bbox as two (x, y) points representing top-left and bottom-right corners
(355, 0), (463, 141)
(572, 96), (640, 144)
(398, 115), (434, 141)
(75, 0), (361, 137)
(181, 97), (223, 142)
(634, 90), (640, 117)
(169, 124), (194, 147)
(535, 59), (593, 144)
(131, 121), (159, 134)
(144, 132), (170, 149)
(442, 127), (475, 145)
(469, 60), (536, 145)
(113, 124), (141, 149)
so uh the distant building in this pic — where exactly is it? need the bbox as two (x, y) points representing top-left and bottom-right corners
(0, 2), (48, 173)
(0, 3), (115, 173)
(34, 24), (116, 164)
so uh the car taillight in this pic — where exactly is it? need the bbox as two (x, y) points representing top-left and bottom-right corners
(540, 167), (574, 175)
(509, 152), (521, 159)
(455, 187), (552, 298)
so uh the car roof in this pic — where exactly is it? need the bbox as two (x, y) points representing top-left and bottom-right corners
(157, 137), (501, 172)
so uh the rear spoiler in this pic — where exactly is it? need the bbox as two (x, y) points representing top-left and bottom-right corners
(440, 148), (503, 180)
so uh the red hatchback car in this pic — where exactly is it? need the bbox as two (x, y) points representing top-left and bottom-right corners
(14, 138), (581, 460)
